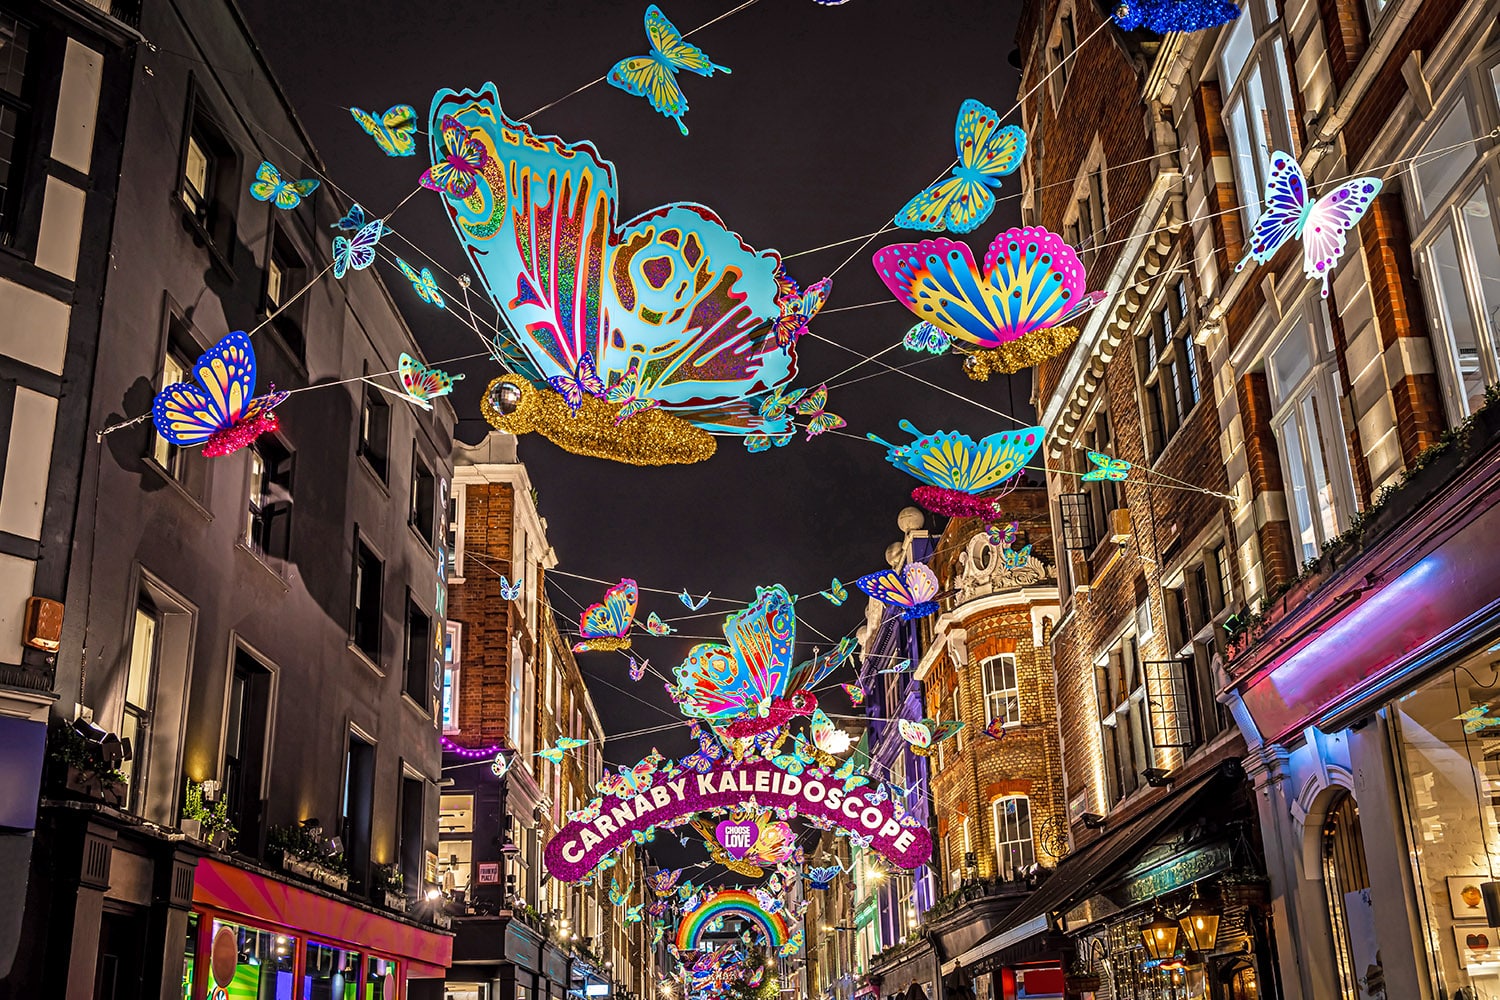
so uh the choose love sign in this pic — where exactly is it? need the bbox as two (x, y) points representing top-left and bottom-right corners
(543, 758), (932, 882)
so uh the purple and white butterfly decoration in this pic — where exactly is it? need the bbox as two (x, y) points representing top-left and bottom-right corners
(1236, 150), (1382, 298)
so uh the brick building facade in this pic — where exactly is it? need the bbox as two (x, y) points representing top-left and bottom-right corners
(1010, 0), (1500, 994)
(441, 432), (656, 1000)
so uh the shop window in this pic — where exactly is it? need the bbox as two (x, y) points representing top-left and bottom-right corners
(152, 316), (210, 497)
(120, 604), (161, 812)
(0, 11), (33, 244)
(365, 957), (399, 1000)
(1393, 661), (1500, 999)
(991, 796), (1035, 880)
(1096, 634), (1153, 805)
(359, 380), (390, 481)
(440, 793), (475, 902)
(982, 654), (1021, 728)
(1320, 792), (1372, 1000)
(442, 621), (461, 734)
(350, 536), (382, 660)
(224, 647), (272, 855)
(208, 921), (297, 997)
(342, 730), (375, 891)
(1218, 0), (1301, 230)
(1407, 60), (1500, 420)
(1138, 278), (1204, 459)
(245, 434), (293, 560)
(403, 594), (432, 707)
(1268, 313), (1356, 565)
(410, 453), (436, 547)
(304, 941), (361, 1000)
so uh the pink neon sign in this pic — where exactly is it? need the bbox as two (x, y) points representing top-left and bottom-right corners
(543, 759), (932, 882)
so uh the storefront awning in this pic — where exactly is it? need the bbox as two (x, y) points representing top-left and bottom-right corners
(942, 763), (1237, 974)
(193, 858), (453, 976)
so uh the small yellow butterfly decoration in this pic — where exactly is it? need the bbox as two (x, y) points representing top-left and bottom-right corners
(395, 256), (445, 309)
(350, 104), (418, 157)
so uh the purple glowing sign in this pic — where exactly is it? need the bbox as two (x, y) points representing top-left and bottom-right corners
(543, 758), (932, 882)
(716, 819), (759, 860)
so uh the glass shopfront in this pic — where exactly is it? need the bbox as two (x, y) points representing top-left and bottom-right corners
(1393, 648), (1500, 1000)
(184, 915), (402, 1000)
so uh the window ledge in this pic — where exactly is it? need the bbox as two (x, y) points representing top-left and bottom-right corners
(408, 522), (437, 555)
(402, 691), (432, 720)
(348, 641), (385, 678)
(176, 202), (234, 281)
(234, 541), (291, 592)
(142, 458), (214, 522)
(357, 453), (390, 495)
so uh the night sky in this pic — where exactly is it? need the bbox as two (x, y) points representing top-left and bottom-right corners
(240, 0), (1030, 767)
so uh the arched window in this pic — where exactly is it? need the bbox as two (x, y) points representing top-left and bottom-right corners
(1321, 791), (1372, 1000)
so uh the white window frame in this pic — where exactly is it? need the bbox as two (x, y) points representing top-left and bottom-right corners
(442, 621), (462, 734)
(448, 483), (467, 582)
(1045, 3), (1079, 110)
(1266, 309), (1357, 566)
(1406, 51), (1500, 423)
(982, 654), (1021, 729)
(991, 795), (1035, 880)
(1217, 0), (1301, 230)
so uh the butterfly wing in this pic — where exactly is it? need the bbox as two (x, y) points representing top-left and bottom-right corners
(855, 568), (916, 609)
(958, 102), (1026, 181)
(674, 585), (796, 721)
(1301, 176), (1382, 296)
(897, 719), (932, 751)
(581, 579), (640, 639)
(609, 56), (689, 134)
(155, 332), (258, 449)
(248, 161), (283, 203)
(645, 5), (729, 76)
(332, 203), (368, 231)
(930, 720), (965, 743)
(277, 178), (319, 210)
(351, 104), (417, 157)
(1239, 151), (1311, 269)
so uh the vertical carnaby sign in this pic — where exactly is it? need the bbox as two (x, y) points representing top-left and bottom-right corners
(543, 758), (932, 881)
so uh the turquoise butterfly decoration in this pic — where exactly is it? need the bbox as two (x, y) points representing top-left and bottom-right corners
(249, 160), (319, 209)
(607, 5), (731, 136)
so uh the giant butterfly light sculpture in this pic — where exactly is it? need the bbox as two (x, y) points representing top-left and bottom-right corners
(855, 562), (941, 620)
(152, 332), (289, 458)
(873, 226), (1098, 375)
(672, 586), (855, 737)
(867, 419), (1043, 520)
(573, 578), (639, 652)
(1236, 151), (1382, 298)
(427, 83), (828, 465)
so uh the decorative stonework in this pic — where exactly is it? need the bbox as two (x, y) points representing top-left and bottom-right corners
(954, 533), (1053, 603)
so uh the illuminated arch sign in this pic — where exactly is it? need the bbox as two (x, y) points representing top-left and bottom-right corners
(676, 890), (790, 950)
(543, 758), (932, 882)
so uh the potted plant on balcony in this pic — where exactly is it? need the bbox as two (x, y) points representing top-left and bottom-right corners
(372, 863), (407, 912)
(180, 781), (238, 849)
(46, 718), (127, 807)
(267, 823), (349, 892)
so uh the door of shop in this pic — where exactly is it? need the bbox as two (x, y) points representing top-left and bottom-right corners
(94, 908), (148, 1000)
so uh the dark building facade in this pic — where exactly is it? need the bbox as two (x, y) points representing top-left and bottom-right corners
(0, 0), (459, 997)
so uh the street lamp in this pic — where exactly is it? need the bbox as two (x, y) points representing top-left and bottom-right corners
(1176, 892), (1221, 953)
(1140, 911), (1180, 961)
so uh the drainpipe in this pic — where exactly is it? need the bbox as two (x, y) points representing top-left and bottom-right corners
(1302, 0), (1422, 175)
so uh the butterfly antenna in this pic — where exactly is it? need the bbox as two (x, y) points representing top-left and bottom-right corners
(897, 418), (921, 437)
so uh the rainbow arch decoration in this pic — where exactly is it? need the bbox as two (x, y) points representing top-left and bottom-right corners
(675, 889), (791, 951)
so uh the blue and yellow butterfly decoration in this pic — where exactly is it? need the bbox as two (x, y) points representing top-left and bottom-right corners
(608, 5), (730, 135)
(249, 160), (319, 209)
(1082, 451), (1131, 481)
(350, 104), (418, 157)
(394, 257), (445, 309)
(152, 332), (288, 458)
(895, 100), (1026, 234)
